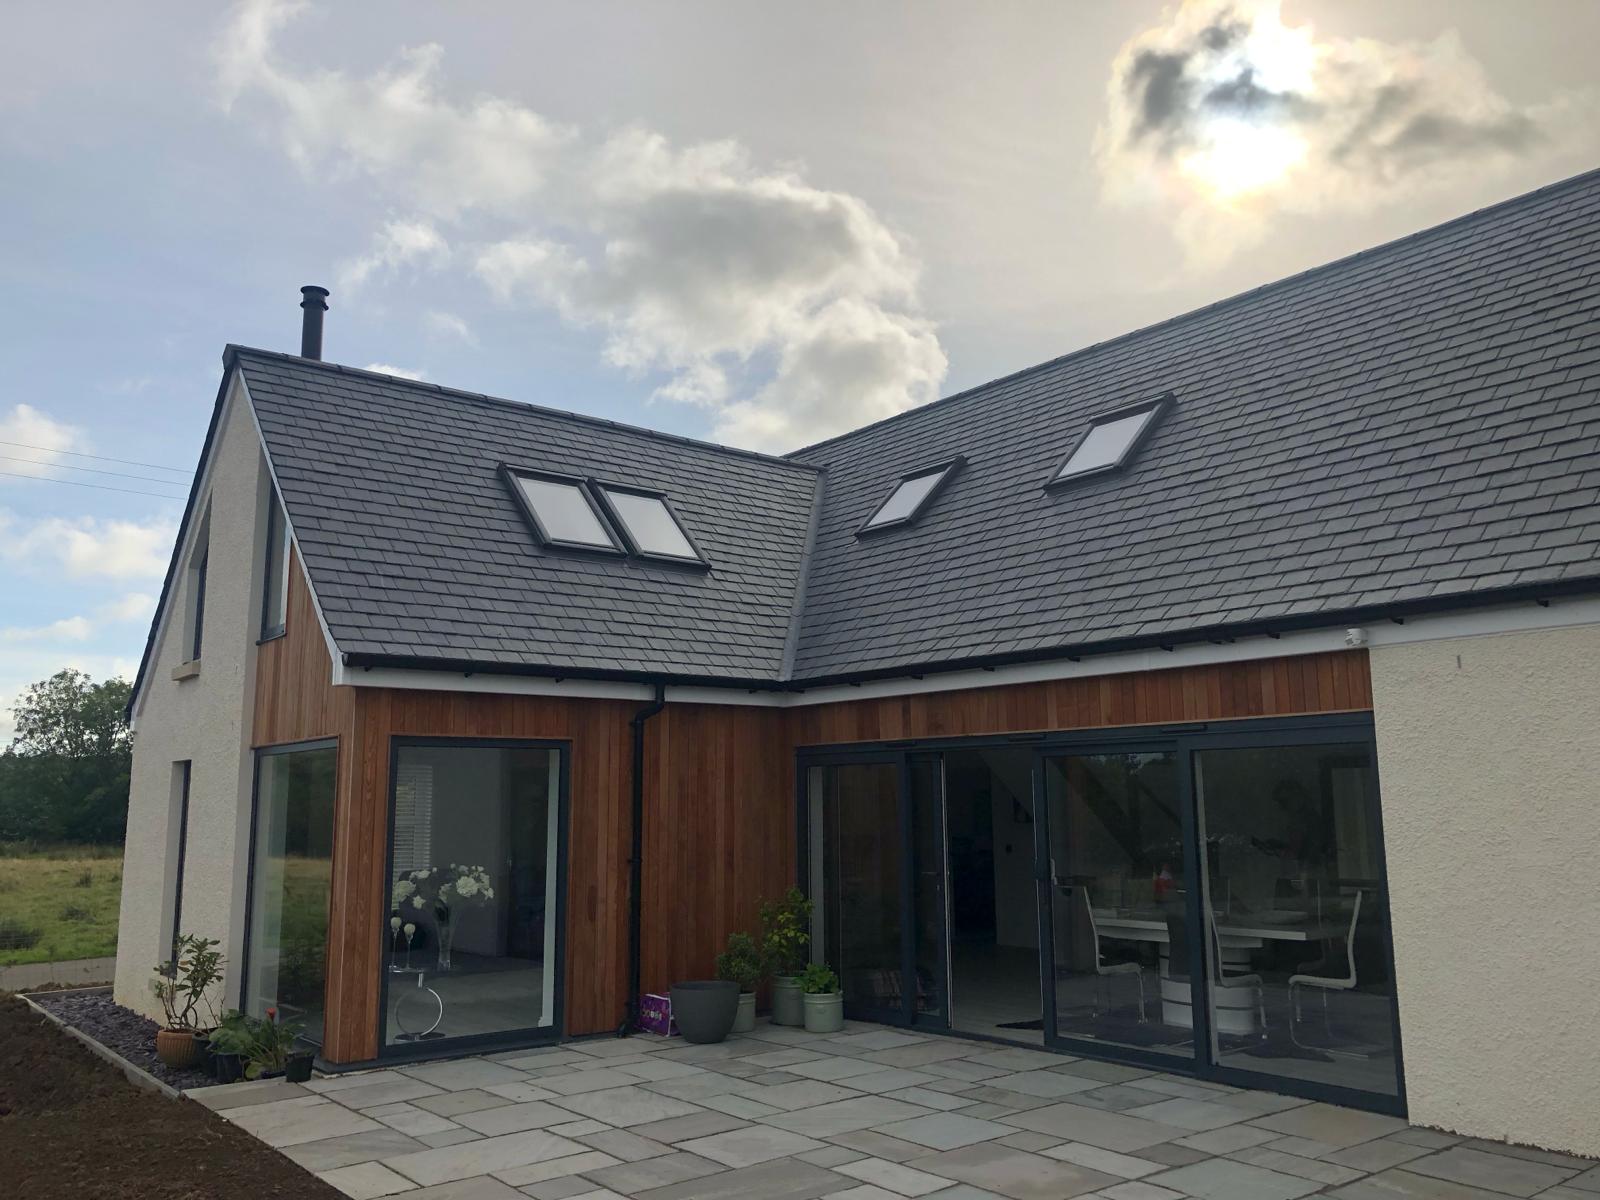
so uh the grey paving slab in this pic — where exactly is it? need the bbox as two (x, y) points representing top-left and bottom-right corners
(988, 1070), (1104, 1099)
(636, 1157), (847, 1200)
(1227, 1145), (1366, 1186)
(678, 1124), (826, 1167)
(492, 1150), (621, 1187)
(1324, 1167), (1517, 1199)
(316, 1160), (417, 1199)
(545, 1085), (703, 1126)
(226, 1096), (384, 1148)
(386, 1129), (590, 1186)
(875, 1112), (1016, 1151)
(1148, 1158), (1322, 1200)
(628, 1109), (747, 1143)
(1123, 1097), (1251, 1133)
(741, 1079), (865, 1111)
(403, 1059), (534, 1091)
(832, 1155), (953, 1196)
(455, 1100), (575, 1136)
(414, 1089), (516, 1117)
(338, 1077), (450, 1110)
(916, 1141), (1119, 1198)
(1460, 1137), (1596, 1170)
(1320, 1138), (1434, 1173)
(1567, 1164), (1600, 1192)
(403, 1176), (528, 1199)
(999, 1103), (1185, 1153)
(573, 1128), (673, 1161)
(763, 1095), (934, 1138)
(283, 1128), (431, 1172)
(581, 1150), (727, 1193)
(186, 1079), (313, 1110)
(1400, 1144), (1577, 1196)
(1247, 1103), (1409, 1149)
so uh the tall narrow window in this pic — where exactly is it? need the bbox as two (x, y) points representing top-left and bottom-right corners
(167, 761), (191, 962)
(185, 509), (211, 664)
(244, 743), (337, 1043)
(858, 457), (963, 535)
(261, 486), (289, 639)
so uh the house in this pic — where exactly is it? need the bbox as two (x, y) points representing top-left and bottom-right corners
(115, 170), (1600, 1157)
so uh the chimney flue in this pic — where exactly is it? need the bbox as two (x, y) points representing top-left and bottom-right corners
(299, 285), (330, 359)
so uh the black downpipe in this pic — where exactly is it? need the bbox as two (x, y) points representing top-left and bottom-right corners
(620, 682), (666, 1035)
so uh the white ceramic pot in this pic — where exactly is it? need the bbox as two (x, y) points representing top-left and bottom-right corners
(770, 976), (804, 1026)
(802, 990), (844, 1034)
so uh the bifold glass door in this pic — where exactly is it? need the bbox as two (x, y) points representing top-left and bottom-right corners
(1039, 748), (1195, 1061)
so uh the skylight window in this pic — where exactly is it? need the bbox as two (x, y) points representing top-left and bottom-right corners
(504, 468), (622, 553)
(858, 457), (965, 535)
(1049, 395), (1172, 485)
(594, 484), (704, 564)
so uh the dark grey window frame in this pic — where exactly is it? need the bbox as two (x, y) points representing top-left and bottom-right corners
(500, 464), (625, 557)
(856, 455), (966, 537)
(169, 760), (191, 963)
(1044, 393), (1174, 489)
(589, 478), (710, 569)
(189, 546), (208, 662)
(260, 485), (289, 642)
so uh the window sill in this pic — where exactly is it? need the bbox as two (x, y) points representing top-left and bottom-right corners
(171, 660), (201, 682)
(257, 629), (286, 646)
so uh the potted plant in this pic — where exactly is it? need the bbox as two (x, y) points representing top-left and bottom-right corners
(245, 1008), (304, 1080)
(759, 889), (813, 1027)
(669, 979), (740, 1044)
(715, 932), (763, 1033)
(207, 1010), (256, 1084)
(799, 962), (843, 1034)
(150, 934), (224, 1068)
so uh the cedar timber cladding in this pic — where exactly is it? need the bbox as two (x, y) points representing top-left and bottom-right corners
(253, 547), (353, 747)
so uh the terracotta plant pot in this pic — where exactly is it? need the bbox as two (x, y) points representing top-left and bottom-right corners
(669, 980), (739, 1044)
(732, 991), (756, 1033)
(802, 990), (844, 1034)
(156, 1028), (204, 1069)
(770, 976), (804, 1026)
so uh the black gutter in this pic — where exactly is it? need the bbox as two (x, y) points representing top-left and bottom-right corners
(621, 681), (666, 1036)
(339, 576), (1600, 696)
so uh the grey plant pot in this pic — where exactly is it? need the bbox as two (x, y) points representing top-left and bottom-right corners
(732, 990), (756, 1033)
(671, 980), (740, 1044)
(802, 990), (845, 1034)
(770, 976), (804, 1027)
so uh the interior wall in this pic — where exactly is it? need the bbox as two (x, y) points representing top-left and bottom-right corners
(1372, 624), (1600, 1157)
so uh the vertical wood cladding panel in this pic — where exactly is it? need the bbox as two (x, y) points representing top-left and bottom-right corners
(251, 549), (354, 748)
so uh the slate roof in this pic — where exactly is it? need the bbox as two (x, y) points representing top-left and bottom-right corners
(242, 351), (820, 682)
(236, 168), (1600, 688)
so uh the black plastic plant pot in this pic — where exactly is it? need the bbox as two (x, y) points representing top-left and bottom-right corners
(669, 980), (740, 1044)
(285, 1052), (314, 1083)
(213, 1052), (243, 1084)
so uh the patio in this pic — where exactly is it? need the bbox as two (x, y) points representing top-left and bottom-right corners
(188, 1022), (1598, 1200)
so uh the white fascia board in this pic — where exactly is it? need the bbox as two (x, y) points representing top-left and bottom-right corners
(131, 373), (242, 731)
(238, 371), (344, 683)
(336, 592), (1600, 710)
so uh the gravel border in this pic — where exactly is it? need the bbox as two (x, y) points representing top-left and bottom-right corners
(29, 988), (212, 1091)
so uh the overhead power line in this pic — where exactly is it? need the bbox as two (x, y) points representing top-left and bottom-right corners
(0, 438), (192, 476)
(0, 469), (188, 500)
(0, 453), (188, 487)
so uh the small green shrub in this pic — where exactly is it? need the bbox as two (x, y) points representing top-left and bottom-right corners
(60, 905), (93, 923)
(758, 888), (813, 978)
(715, 932), (763, 993)
(0, 918), (43, 950)
(798, 962), (839, 995)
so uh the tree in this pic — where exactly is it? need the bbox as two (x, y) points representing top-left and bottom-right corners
(0, 669), (133, 845)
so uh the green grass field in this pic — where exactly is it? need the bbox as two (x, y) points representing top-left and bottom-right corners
(0, 843), (122, 967)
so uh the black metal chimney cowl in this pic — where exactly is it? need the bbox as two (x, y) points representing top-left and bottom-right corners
(299, 285), (329, 360)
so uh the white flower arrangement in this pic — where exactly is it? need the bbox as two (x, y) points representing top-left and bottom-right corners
(396, 862), (496, 918)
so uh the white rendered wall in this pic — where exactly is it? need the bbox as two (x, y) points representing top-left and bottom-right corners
(1371, 624), (1600, 1157)
(113, 379), (270, 1019)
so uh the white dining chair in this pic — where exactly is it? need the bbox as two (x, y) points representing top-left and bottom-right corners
(1289, 890), (1363, 1049)
(1206, 909), (1268, 1035)
(1078, 885), (1147, 1022)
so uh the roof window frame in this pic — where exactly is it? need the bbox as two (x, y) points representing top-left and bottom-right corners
(500, 464), (626, 557)
(589, 478), (710, 569)
(856, 455), (966, 538)
(1044, 392), (1174, 489)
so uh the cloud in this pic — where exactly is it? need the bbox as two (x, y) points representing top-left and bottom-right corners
(425, 310), (477, 346)
(338, 218), (450, 291)
(215, 0), (945, 452)
(0, 403), (83, 477)
(0, 511), (177, 580)
(365, 363), (426, 380)
(1097, 0), (1586, 261)
(0, 616), (93, 643)
(98, 592), (158, 623)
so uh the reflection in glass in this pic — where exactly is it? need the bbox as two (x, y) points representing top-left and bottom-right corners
(1045, 752), (1191, 1058)
(245, 745), (336, 1042)
(909, 756), (947, 1023)
(809, 763), (907, 1016)
(1195, 744), (1400, 1097)
(384, 744), (561, 1047)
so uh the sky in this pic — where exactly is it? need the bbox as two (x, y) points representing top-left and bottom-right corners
(2, 0), (1598, 741)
